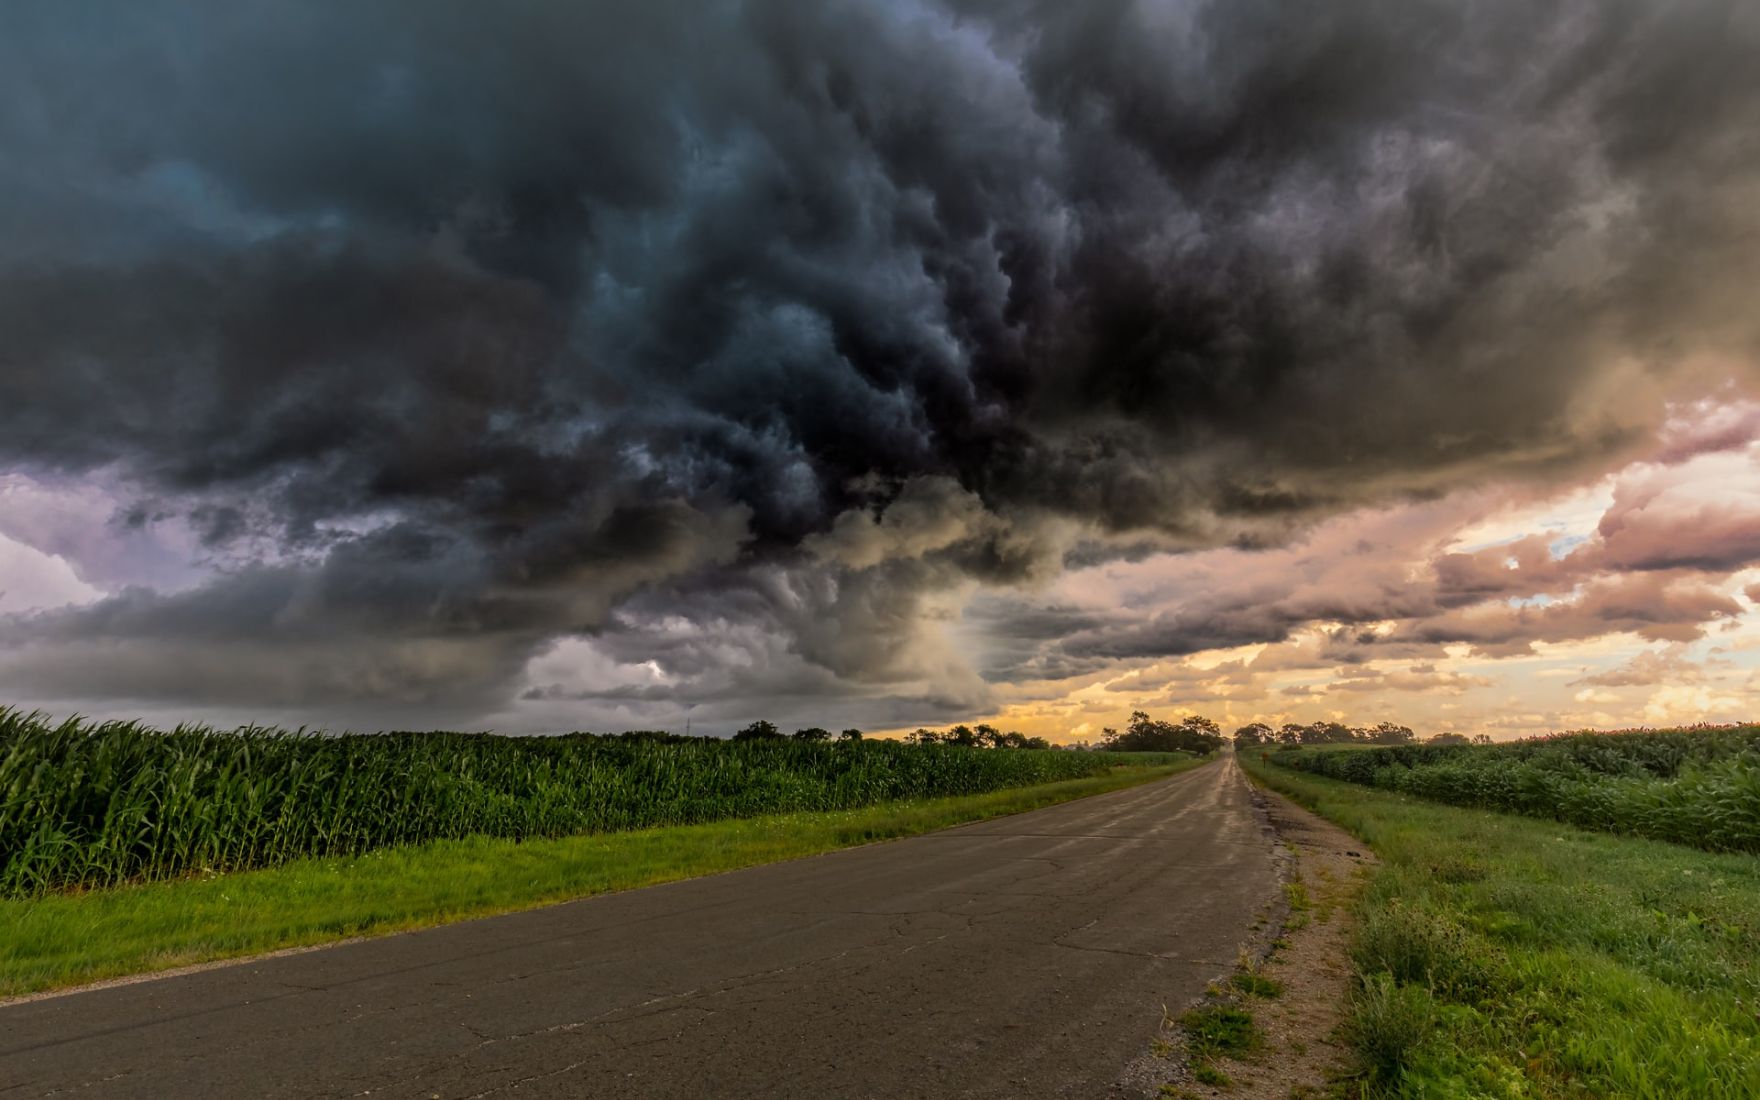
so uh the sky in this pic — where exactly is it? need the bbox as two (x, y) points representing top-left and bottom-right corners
(2, 0), (1759, 739)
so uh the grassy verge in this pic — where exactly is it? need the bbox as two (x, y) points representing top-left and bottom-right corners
(1241, 756), (1760, 1097)
(1, 759), (1203, 1000)
(1266, 726), (1760, 853)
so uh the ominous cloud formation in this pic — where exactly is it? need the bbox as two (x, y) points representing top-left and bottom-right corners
(3, 1), (1760, 731)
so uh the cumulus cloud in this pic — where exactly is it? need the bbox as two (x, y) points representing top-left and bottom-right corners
(1326, 664), (1493, 695)
(1654, 395), (1760, 465)
(1573, 647), (1725, 688)
(1594, 460), (1760, 573)
(0, 535), (99, 615)
(3, 0), (1760, 727)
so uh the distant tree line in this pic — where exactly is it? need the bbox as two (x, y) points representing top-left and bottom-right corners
(614, 720), (1048, 747)
(1098, 712), (1227, 754)
(732, 720), (866, 743)
(600, 714), (1488, 751)
(1424, 731), (1495, 746)
(1232, 720), (1491, 747)
(601, 723), (865, 743)
(735, 711), (1226, 752)
(903, 724), (1054, 750)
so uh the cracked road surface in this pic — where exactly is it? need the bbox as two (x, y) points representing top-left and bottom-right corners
(0, 757), (1279, 1098)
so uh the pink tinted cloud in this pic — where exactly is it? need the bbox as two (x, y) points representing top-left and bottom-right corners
(1052, 495), (1488, 659)
(1593, 459), (1760, 573)
(1395, 572), (1743, 656)
(1040, 402), (1760, 671)
(1431, 533), (1580, 606)
(1654, 396), (1760, 465)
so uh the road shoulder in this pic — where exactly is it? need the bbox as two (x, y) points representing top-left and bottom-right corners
(1158, 777), (1374, 1098)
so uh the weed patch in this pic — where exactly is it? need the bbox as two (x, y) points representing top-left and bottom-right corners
(1229, 971), (1283, 999)
(1352, 893), (1501, 1002)
(1344, 972), (1434, 1084)
(1180, 1003), (1260, 1060)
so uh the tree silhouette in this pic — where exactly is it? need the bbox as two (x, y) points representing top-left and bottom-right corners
(1102, 711), (1225, 754)
(1233, 722), (1273, 748)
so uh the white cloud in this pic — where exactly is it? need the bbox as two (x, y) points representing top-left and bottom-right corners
(0, 533), (101, 613)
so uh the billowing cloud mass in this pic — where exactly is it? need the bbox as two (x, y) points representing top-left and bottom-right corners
(2, 1), (1759, 735)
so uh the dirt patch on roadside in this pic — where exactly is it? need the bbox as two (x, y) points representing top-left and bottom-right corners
(1153, 783), (1377, 1099)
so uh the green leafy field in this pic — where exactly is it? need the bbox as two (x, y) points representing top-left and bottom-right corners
(1267, 725), (1760, 852)
(1, 708), (1182, 895)
(1243, 756), (1760, 1098)
(0, 759), (1201, 998)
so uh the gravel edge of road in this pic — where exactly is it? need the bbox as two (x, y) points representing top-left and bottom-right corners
(1124, 763), (1374, 1098)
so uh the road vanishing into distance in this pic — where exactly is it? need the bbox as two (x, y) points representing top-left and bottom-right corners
(1, 758), (1281, 1099)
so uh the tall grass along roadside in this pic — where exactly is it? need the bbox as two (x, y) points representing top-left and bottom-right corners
(1243, 756), (1760, 1098)
(0, 707), (1186, 896)
(1, 761), (1202, 998)
(1267, 724), (1760, 852)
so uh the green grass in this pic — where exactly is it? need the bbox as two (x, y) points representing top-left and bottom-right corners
(0, 759), (1203, 999)
(1181, 1002), (1261, 1060)
(0, 707), (1189, 895)
(1242, 756), (1760, 1098)
(1267, 725), (1760, 852)
(1230, 970), (1284, 998)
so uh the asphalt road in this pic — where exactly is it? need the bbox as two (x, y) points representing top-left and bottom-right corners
(0, 757), (1281, 1099)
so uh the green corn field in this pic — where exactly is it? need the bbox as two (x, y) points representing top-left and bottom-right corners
(1268, 725), (1760, 852)
(0, 708), (1185, 896)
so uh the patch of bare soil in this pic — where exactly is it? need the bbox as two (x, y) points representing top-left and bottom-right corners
(1147, 783), (1376, 1099)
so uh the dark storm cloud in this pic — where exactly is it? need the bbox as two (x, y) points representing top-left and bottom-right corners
(1063, 605), (1295, 662)
(511, 557), (1001, 731)
(0, 503), (746, 717)
(3, 0), (1759, 723)
(957, 595), (1123, 682)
